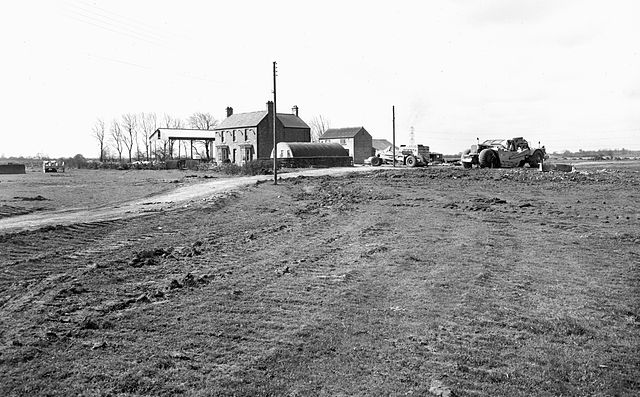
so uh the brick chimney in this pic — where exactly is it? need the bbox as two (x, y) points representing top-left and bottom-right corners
(226, 107), (233, 117)
(266, 101), (274, 116)
(291, 105), (299, 117)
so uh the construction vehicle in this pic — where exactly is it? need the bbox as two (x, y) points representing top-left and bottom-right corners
(42, 160), (65, 173)
(460, 137), (547, 169)
(367, 144), (430, 167)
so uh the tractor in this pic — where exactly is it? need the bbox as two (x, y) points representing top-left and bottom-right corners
(368, 144), (430, 167)
(460, 137), (547, 169)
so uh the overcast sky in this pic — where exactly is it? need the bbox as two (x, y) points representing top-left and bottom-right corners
(1, 0), (638, 157)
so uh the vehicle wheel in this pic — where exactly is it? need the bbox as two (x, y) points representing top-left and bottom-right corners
(371, 157), (382, 167)
(406, 155), (417, 167)
(462, 162), (472, 169)
(528, 151), (543, 168)
(479, 149), (499, 168)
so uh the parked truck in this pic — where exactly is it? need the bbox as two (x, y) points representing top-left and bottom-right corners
(368, 144), (430, 167)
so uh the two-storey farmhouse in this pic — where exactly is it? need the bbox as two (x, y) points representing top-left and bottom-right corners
(213, 102), (310, 164)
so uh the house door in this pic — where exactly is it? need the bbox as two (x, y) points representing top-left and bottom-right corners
(244, 146), (254, 162)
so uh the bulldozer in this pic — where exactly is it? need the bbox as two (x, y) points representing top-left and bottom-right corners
(460, 137), (547, 169)
(368, 144), (430, 167)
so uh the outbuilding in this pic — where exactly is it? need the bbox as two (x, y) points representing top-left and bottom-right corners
(319, 126), (373, 164)
(271, 142), (352, 167)
(150, 128), (216, 161)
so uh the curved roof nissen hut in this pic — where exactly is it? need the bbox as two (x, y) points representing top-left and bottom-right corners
(271, 142), (349, 158)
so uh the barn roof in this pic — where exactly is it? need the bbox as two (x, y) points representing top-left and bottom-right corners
(320, 127), (368, 139)
(215, 111), (310, 130)
(150, 128), (215, 140)
(278, 142), (349, 158)
(372, 139), (392, 150)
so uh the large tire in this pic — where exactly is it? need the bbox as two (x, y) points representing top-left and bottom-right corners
(406, 155), (417, 167)
(478, 149), (499, 168)
(461, 149), (473, 168)
(528, 150), (543, 168)
(371, 157), (382, 166)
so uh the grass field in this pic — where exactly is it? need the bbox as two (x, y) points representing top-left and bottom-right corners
(1, 164), (639, 396)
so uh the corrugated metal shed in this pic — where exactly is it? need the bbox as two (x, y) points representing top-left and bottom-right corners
(274, 142), (349, 158)
(320, 127), (365, 139)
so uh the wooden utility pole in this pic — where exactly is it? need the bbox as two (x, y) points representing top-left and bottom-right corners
(392, 106), (396, 168)
(273, 61), (278, 185)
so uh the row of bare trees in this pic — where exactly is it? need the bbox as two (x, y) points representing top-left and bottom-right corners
(92, 112), (218, 163)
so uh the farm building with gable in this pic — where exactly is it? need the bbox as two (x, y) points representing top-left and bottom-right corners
(372, 139), (392, 155)
(319, 127), (373, 164)
(213, 102), (311, 165)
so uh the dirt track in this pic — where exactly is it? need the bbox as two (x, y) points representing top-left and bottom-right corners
(1, 164), (639, 396)
(0, 167), (371, 233)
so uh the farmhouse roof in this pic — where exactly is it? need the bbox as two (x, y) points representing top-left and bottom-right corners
(372, 139), (392, 150)
(320, 127), (368, 139)
(150, 128), (215, 140)
(215, 111), (309, 130)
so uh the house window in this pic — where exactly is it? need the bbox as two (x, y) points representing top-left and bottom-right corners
(220, 131), (225, 143)
(244, 129), (250, 141)
(340, 139), (346, 144)
(233, 130), (237, 142)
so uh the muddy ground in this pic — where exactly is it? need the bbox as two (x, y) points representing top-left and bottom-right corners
(1, 164), (639, 396)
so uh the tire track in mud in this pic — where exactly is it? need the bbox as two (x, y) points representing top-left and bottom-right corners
(0, 213), (178, 283)
(0, 205), (38, 219)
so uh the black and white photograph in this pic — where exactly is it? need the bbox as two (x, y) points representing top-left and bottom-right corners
(1, 0), (638, 395)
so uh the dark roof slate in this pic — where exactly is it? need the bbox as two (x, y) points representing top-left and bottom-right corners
(320, 127), (367, 139)
(277, 113), (310, 129)
(215, 111), (266, 130)
(214, 111), (310, 130)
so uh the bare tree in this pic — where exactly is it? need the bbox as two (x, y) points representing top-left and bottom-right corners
(162, 113), (183, 128)
(188, 112), (218, 159)
(139, 112), (157, 161)
(309, 115), (330, 142)
(188, 112), (218, 130)
(92, 118), (106, 162)
(161, 114), (184, 158)
(110, 119), (124, 162)
(121, 113), (137, 163)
